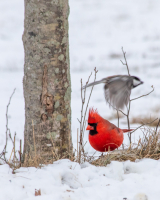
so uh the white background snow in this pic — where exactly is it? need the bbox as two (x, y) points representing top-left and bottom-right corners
(0, 0), (160, 199)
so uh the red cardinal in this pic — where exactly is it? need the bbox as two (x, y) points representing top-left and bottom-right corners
(86, 108), (133, 152)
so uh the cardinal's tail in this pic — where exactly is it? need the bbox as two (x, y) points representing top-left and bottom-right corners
(122, 129), (134, 133)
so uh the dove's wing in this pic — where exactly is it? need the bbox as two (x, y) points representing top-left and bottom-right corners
(104, 76), (132, 110)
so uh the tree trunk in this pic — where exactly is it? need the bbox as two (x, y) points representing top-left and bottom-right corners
(22, 0), (72, 163)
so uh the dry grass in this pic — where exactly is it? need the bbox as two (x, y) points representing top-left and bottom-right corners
(6, 125), (160, 169)
(21, 123), (75, 168)
(21, 139), (75, 168)
(91, 127), (160, 166)
(7, 130), (75, 169)
(130, 116), (159, 127)
(21, 151), (75, 168)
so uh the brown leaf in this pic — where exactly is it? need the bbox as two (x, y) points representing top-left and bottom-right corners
(35, 189), (41, 196)
(66, 190), (74, 193)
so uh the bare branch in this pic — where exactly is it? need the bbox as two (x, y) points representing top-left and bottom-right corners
(78, 67), (98, 163)
(3, 88), (16, 161)
(120, 60), (125, 65)
(121, 47), (130, 76)
(130, 118), (158, 135)
(117, 111), (119, 128)
(128, 86), (154, 143)
(120, 47), (132, 141)
(130, 86), (154, 101)
(80, 72), (92, 131)
(107, 100), (127, 116)
(120, 48), (155, 144)
(82, 67), (98, 134)
(127, 101), (131, 130)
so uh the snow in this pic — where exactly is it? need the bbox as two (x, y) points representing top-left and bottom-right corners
(0, 0), (160, 199)
(1, 158), (160, 200)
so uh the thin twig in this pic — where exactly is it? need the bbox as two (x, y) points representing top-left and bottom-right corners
(19, 140), (22, 167)
(117, 111), (119, 128)
(82, 67), (98, 134)
(78, 67), (98, 164)
(107, 100), (127, 116)
(127, 102), (131, 130)
(130, 86), (154, 101)
(2, 88), (16, 162)
(120, 48), (155, 144)
(127, 102), (131, 143)
(130, 118), (158, 135)
(81, 69), (98, 146)
(120, 47), (131, 141)
(127, 86), (154, 143)
(120, 47), (130, 76)
(8, 148), (14, 163)
(14, 134), (16, 168)
(155, 118), (160, 134)
(77, 128), (79, 162)
(79, 72), (93, 157)
(80, 72), (92, 133)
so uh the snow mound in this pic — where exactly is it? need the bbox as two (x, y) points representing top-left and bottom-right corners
(0, 159), (160, 199)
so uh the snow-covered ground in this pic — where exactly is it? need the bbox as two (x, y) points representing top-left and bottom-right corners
(0, 0), (160, 199)
(1, 158), (160, 200)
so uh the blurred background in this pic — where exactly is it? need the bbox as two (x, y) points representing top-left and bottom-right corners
(0, 0), (160, 156)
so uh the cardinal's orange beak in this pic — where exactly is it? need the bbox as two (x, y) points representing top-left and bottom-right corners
(86, 125), (94, 130)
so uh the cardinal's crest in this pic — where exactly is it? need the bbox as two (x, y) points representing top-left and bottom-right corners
(88, 108), (101, 124)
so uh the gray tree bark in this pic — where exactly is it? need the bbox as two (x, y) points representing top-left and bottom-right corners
(22, 0), (72, 163)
